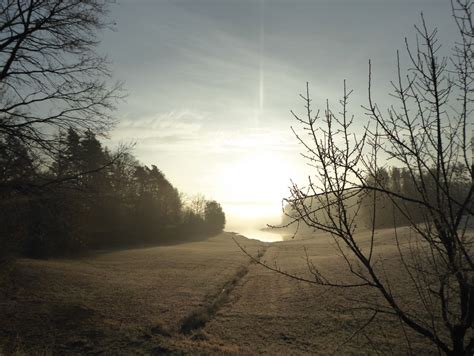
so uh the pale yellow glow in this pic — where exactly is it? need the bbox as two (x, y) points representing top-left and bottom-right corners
(217, 151), (292, 221)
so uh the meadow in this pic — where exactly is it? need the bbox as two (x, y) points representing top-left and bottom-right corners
(0, 227), (454, 354)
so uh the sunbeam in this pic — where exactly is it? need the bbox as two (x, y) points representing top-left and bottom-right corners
(257, 0), (265, 127)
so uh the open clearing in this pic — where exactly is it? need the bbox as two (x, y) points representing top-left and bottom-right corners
(0, 229), (447, 354)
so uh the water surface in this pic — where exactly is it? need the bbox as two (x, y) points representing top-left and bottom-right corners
(234, 228), (284, 243)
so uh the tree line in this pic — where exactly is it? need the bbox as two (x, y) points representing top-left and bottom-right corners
(0, 128), (226, 258)
(282, 165), (472, 233)
(359, 165), (472, 229)
(0, 0), (225, 258)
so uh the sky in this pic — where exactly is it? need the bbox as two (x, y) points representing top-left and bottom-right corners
(100, 0), (459, 230)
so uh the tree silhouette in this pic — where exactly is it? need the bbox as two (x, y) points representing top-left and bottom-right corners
(239, 1), (474, 354)
(204, 200), (226, 236)
(0, 0), (121, 180)
(0, 1), (227, 257)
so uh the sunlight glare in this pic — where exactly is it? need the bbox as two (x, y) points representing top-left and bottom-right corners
(217, 151), (291, 222)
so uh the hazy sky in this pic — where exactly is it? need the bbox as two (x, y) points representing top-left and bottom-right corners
(100, 0), (458, 228)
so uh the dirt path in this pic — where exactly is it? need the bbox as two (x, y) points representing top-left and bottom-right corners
(179, 244), (268, 335)
(204, 240), (342, 354)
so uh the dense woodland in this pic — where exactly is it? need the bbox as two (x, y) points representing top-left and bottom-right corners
(0, 129), (226, 258)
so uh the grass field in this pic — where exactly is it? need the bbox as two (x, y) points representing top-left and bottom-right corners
(0, 228), (466, 354)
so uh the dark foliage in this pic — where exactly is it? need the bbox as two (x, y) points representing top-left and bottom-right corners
(0, 0), (226, 258)
(204, 201), (226, 236)
(0, 130), (226, 257)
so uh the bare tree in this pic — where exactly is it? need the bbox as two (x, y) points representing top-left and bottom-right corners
(237, 1), (473, 354)
(0, 0), (122, 163)
(188, 194), (208, 219)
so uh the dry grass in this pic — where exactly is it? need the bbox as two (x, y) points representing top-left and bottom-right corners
(0, 233), (263, 354)
(1, 228), (469, 354)
(205, 228), (446, 355)
(180, 265), (250, 335)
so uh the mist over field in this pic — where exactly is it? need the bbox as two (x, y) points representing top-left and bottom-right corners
(0, 0), (473, 355)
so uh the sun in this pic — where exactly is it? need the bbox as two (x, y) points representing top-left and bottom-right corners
(218, 151), (292, 207)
